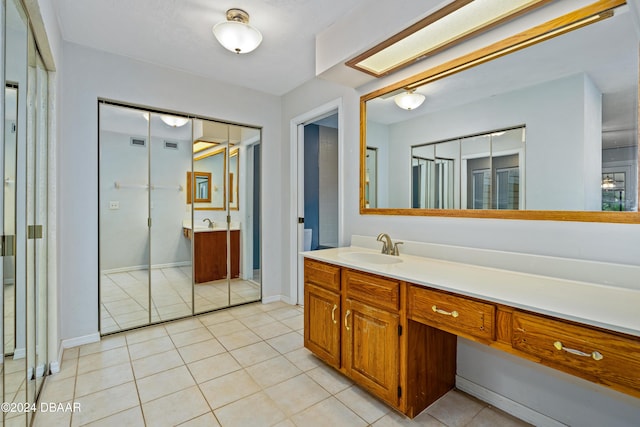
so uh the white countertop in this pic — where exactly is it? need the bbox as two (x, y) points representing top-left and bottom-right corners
(302, 246), (640, 338)
(182, 225), (240, 232)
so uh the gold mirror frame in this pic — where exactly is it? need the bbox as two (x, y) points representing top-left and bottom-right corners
(360, 0), (640, 223)
(229, 149), (239, 211)
(186, 171), (212, 204)
(193, 147), (227, 211)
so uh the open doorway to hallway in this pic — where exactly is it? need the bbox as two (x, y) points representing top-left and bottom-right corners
(290, 99), (343, 306)
(303, 113), (339, 251)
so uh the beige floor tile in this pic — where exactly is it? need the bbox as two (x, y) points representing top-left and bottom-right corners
(128, 335), (175, 360)
(178, 338), (226, 364)
(467, 407), (533, 427)
(284, 347), (323, 372)
(75, 362), (134, 397)
(177, 411), (221, 426)
(214, 391), (286, 426)
(33, 401), (73, 427)
(51, 357), (78, 381)
(199, 369), (261, 409)
(125, 324), (168, 345)
(252, 321), (294, 340)
(306, 364), (353, 394)
(79, 335), (127, 356)
(246, 356), (302, 389)
(267, 331), (303, 354)
(426, 389), (486, 427)
(5, 413), (28, 427)
(206, 319), (249, 337)
(62, 347), (80, 360)
(39, 375), (76, 403)
(137, 365), (196, 403)
(77, 346), (130, 375)
(266, 374), (330, 416)
(83, 406), (145, 426)
(170, 326), (214, 348)
(164, 317), (204, 335)
(230, 341), (279, 367)
(372, 410), (446, 426)
(237, 312), (277, 329)
(228, 303), (265, 318)
(71, 381), (140, 426)
(142, 386), (210, 427)
(198, 310), (235, 326)
(291, 396), (368, 427)
(335, 385), (391, 424)
(268, 307), (302, 321)
(188, 353), (241, 383)
(273, 420), (297, 427)
(217, 328), (262, 351)
(132, 349), (184, 379)
(280, 314), (304, 331)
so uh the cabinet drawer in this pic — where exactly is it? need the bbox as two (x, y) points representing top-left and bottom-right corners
(343, 270), (400, 312)
(408, 286), (495, 341)
(513, 311), (640, 392)
(304, 259), (341, 292)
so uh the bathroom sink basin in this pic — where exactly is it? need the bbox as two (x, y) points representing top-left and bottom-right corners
(339, 252), (403, 265)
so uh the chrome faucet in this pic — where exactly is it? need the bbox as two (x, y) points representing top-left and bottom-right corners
(202, 218), (214, 229)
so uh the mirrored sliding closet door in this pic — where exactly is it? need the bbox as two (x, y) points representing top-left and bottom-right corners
(99, 103), (261, 334)
(2, 0), (51, 424)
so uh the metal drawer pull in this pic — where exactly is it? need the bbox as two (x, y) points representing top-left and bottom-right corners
(345, 310), (351, 331)
(432, 305), (459, 318)
(553, 341), (603, 361)
(331, 304), (338, 324)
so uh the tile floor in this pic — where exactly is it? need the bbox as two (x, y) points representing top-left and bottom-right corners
(101, 266), (261, 333)
(34, 301), (531, 427)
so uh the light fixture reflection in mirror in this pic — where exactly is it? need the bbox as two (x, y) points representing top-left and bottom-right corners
(394, 90), (425, 110)
(360, 0), (639, 223)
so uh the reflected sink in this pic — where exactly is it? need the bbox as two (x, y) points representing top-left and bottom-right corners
(339, 252), (403, 265)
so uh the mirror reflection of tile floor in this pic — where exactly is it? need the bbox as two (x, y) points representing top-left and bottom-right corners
(34, 301), (531, 427)
(100, 266), (260, 334)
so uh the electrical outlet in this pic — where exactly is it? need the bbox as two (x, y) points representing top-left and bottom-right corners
(109, 201), (119, 210)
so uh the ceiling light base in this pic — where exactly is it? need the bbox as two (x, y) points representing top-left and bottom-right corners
(226, 8), (250, 24)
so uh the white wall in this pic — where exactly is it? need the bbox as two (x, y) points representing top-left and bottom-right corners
(59, 43), (282, 341)
(282, 75), (640, 425)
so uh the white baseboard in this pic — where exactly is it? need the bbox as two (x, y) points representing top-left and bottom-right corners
(62, 332), (100, 349)
(456, 376), (566, 427)
(261, 295), (284, 304)
(13, 347), (25, 359)
(262, 294), (297, 305)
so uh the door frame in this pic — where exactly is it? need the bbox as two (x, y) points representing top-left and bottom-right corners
(289, 98), (344, 305)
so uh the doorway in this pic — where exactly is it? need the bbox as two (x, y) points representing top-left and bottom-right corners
(290, 99), (343, 305)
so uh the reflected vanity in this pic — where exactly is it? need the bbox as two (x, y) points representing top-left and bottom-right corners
(361, 0), (639, 223)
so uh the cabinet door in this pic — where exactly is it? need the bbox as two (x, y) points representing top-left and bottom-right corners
(343, 298), (400, 406)
(304, 283), (341, 369)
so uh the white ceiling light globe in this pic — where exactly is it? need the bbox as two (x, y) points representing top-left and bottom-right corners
(394, 91), (426, 110)
(213, 9), (263, 54)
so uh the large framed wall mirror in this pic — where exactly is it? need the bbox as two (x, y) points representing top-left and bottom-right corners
(360, 0), (640, 223)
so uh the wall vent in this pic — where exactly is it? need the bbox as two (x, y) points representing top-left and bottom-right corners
(164, 141), (179, 150)
(130, 137), (146, 147)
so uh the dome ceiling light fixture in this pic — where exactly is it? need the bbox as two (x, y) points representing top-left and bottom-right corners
(394, 90), (425, 110)
(160, 115), (189, 127)
(213, 8), (263, 54)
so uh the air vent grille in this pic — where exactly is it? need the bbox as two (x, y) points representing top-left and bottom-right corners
(130, 137), (146, 147)
(164, 141), (179, 150)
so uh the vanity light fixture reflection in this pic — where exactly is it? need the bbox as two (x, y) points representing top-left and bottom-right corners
(394, 90), (426, 110)
(346, 0), (552, 77)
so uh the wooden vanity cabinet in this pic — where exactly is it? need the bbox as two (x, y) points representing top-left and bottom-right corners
(193, 230), (240, 283)
(342, 270), (401, 406)
(512, 311), (640, 397)
(303, 260), (341, 369)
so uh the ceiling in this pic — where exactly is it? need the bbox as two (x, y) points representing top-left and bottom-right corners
(366, 5), (638, 149)
(52, 0), (366, 96)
